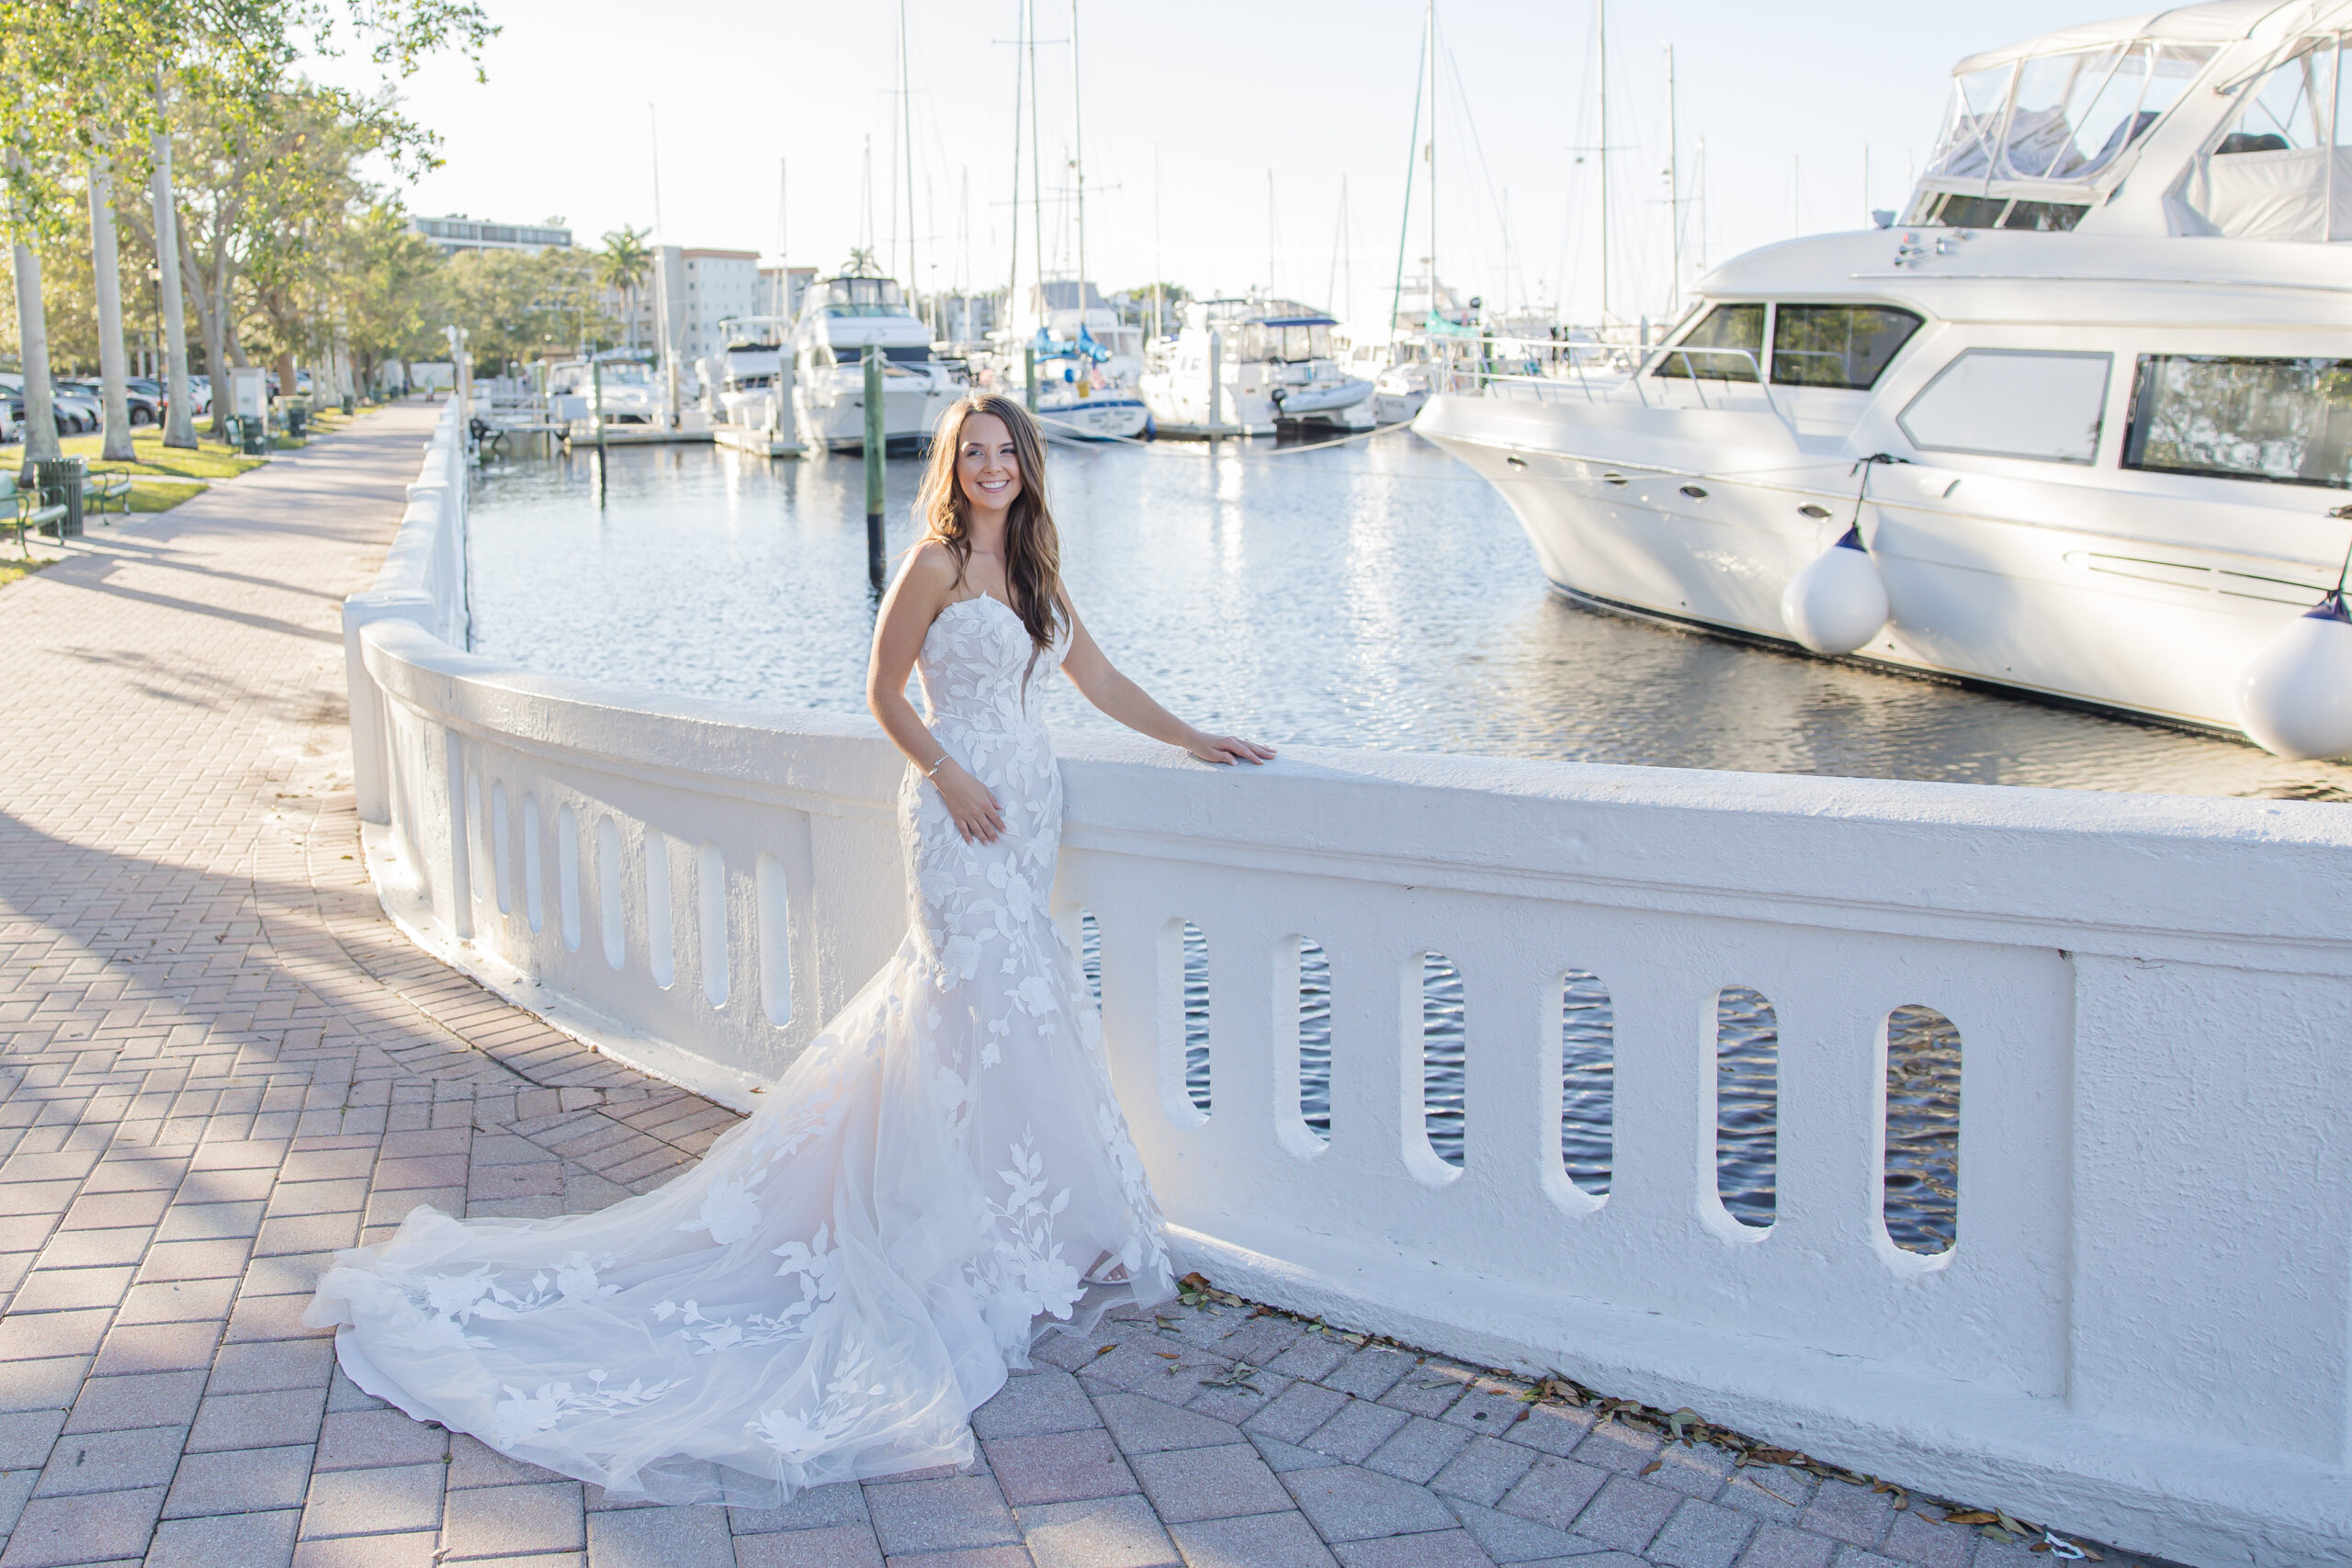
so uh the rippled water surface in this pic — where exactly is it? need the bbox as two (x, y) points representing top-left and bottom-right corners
(467, 434), (2348, 1254)
(469, 434), (2352, 795)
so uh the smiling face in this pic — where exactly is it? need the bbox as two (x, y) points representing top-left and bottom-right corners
(955, 412), (1023, 519)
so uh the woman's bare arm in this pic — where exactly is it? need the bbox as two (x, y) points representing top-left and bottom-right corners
(866, 546), (1009, 841)
(1058, 599), (1274, 765)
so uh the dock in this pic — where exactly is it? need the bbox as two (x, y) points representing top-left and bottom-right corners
(713, 424), (806, 457)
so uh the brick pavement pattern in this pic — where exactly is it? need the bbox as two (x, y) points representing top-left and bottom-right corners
(0, 404), (2162, 1567)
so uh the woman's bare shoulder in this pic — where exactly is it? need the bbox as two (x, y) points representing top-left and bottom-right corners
(902, 539), (963, 592)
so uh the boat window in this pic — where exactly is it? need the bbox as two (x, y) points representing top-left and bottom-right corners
(1928, 44), (2214, 186)
(1999, 200), (2086, 231)
(1927, 63), (2014, 181)
(2214, 43), (2335, 156)
(1898, 349), (2111, 464)
(1651, 303), (1763, 382)
(825, 343), (932, 366)
(1770, 306), (1923, 390)
(2122, 355), (2352, 489)
(1277, 324), (1331, 362)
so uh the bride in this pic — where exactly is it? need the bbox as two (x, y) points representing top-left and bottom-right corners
(306, 394), (1274, 1506)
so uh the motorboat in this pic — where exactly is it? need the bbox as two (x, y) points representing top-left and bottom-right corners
(789, 272), (965, 453)
(707, 316), (797, 429)
(1142, 297), (1374, 436)
(1415, 0), (2352, 757)
(550, 353), (661, 429)
(995, 281), (1150, 442)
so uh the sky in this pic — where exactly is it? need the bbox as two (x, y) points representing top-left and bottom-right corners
(332, 0), (2079, 328)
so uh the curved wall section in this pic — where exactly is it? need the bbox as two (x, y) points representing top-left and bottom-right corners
(343, 400), (2352, 1568)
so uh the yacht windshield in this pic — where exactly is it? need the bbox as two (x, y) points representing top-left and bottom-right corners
(820, 277), (908, 316)
(597, 362), (652, 384)
(1928, 42), (2213, 183)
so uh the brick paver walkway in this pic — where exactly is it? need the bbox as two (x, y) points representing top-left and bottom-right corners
(0, 406), (2161, 1568)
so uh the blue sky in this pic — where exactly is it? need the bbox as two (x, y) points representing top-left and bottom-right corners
(356, 0), (2080, 325)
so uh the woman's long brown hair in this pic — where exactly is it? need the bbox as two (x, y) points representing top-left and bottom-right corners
(912, 394), (1064, 650)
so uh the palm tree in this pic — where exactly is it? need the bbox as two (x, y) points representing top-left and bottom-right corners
(598, 225), (651, 349)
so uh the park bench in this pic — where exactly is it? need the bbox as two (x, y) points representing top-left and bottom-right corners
(0, 473), (68, 548)
(85, 470), (133, 518)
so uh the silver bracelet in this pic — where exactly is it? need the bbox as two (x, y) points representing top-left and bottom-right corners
(924, 754), (950, 778)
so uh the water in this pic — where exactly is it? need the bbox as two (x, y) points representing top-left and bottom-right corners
(466, 436), (2352, 795)
(467, 435), (2348, 1255)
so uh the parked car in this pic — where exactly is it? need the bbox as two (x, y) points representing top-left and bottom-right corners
(0, 373), (91, 435)
(159, 374), (214, 424)
(48, 385), (99, 434)
(59, 378), (161, 427)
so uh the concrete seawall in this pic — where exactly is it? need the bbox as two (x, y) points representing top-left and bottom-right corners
(350, 399), (2352, 1566)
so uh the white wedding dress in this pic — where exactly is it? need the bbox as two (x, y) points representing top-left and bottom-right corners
(307, 592), (1175, 1506)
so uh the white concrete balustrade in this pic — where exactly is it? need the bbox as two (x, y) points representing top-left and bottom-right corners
(345, 402), (2352, 1567)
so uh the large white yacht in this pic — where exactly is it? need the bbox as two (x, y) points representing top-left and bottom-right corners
(1416, 1), (2352, 755)
(1143, 297), (1374, 436)
(790, 272), (965, 453)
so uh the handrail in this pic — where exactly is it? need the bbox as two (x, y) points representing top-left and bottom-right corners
(1430, 336), (1802, 440)
(336, 396), (2352, 1568)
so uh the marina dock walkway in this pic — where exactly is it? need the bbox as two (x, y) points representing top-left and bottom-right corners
(0, 405), (2136, 1568)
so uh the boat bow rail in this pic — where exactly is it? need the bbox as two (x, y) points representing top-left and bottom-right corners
(345, 399), (2352, 1568)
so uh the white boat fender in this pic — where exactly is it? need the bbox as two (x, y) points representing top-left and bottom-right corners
(1780, 523), (1890, 656)
(2238, 512), (2352, 760)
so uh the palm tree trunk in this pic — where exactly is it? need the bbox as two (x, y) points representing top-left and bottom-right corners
(152, 82), (198, 450)
(11, 240), (62, 480)
(90, 153), (136, 462)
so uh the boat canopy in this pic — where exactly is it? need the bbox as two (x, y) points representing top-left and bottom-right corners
(1905, 0), (2352, 242)
(1949, 1), (2278, 74)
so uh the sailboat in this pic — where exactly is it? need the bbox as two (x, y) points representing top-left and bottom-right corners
(988, 0), (1150, 441)
(1341, 0), (1484, 424)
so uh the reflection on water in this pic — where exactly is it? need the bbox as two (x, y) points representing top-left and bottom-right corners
(469, 435), (2352, 796)
(469, 435), (2337, 1255)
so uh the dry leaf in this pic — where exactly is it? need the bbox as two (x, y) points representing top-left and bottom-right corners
(1640, 1461), (1664, 1476)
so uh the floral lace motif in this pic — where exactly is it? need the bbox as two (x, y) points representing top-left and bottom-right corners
(311, 587), (1176, 1507)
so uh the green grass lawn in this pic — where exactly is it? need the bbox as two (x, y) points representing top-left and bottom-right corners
(0, 556), (54, 590)
(15, 401), (384, 518)
(56, 431), (271, 481)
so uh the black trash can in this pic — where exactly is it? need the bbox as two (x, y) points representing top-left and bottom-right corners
(286, 402), (309, 439)
(34, 457), (84, 538)
(230, 414), (268, 456)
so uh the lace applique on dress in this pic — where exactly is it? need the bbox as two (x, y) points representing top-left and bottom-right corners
(306, 589), (1177, 1508)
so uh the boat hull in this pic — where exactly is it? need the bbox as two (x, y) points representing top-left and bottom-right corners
(1033, 396), (1150, 441)
(1414, 390), (2339, 739)
(795, 375), (956, 453)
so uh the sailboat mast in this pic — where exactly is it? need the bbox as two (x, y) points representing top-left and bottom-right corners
(1027, 0), (1044, 321)
(1666, 43), (1679, 318)
(900, 0), (919, 324)
(1597, 0), (1608, 329)
(1388, 9), (1427, 335)
(1006, 0), (1023, 317)
(1426, 0), (1438, 318)
(1070, 0), (1087, 301)
(1153, 143), (1164, 341)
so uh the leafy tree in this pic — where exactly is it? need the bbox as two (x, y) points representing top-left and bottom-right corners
(445, 246), (614, 368)
(1, 0), (495, 448)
